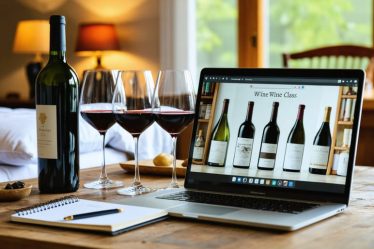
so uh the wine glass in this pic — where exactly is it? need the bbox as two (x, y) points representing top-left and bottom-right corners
(153, 70), (196, 188)
(80, 70), (124, 189)
(113, 70), (155, 196)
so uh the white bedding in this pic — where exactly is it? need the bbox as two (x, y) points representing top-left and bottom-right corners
(0, 148), (129, 182)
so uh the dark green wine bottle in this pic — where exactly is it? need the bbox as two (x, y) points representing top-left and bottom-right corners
(207, 99), (230, 167)
(257, 102), (280, 170)
(233, 101), (255, 169)
(36, 15), (79, 193)
(283, 104), (305, 172)
(309, 107), (332, 175)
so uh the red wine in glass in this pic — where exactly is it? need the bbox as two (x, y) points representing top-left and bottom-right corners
(80, 69), (123, 190)
(114, 110), (154, 137)
(113, 70), (156, 196)
(154, 111), (195, 136)
(153, 70), (196, 189)
(81, 110), (115, 135)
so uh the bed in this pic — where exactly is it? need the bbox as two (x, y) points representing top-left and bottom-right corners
(0, 107), (172, 182)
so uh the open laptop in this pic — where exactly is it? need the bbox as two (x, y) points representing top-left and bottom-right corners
(117, 68), (364, 231)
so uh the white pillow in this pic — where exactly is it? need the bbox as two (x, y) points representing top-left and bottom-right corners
(0, 109), (37, 165)
(79, 116), (104, 153)
(107, 123), (172, 160)
(0, 109), (104, 166)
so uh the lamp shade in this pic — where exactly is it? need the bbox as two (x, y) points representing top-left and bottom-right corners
(13, 20), (49, 54)
(75, 23), (120, 55)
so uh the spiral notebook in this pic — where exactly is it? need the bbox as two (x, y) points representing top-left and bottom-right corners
(11, 196), (168, 235)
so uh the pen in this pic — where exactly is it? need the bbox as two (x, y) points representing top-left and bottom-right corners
(64, 208), (123, 221)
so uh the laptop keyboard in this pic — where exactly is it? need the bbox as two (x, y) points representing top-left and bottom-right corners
(157, 191), (319, 214)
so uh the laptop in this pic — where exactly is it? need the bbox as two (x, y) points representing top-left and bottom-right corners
(116, 68), (364, 231)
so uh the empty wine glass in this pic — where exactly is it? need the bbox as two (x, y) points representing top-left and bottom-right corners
(113, 70), (155, 196)
(80, 70), (124, 189)
(153, 70), (196, 188)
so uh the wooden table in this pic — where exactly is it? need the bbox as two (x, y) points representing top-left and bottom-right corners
(0, 164), (373, 249)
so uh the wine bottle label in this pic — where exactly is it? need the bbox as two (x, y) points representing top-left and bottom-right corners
(283, 143), (304, 170)
(309, 145), (330, 169)
(193, 146), (204, 160)
(208, 140), (227, 165)
(36, 105), (58, 159)
(233, 138), (253, 166)
(258, 158), (275, 168)
(258, 143), (277, 168)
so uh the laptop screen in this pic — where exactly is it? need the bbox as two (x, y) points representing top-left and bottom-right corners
(188, 70), (361, 195)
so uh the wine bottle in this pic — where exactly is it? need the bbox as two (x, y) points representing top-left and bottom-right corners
(337, 128), (351, 176)
(257, 102), (280, 170)
(36, 15), (79, 193)
(346, 86), (356, 95)
(283, 104), (305, 172)
(343, 99), (352, 121)
(309, 107), (332, 175)
(207, 99), (230, 166)
(233, 101), (255, 169)
(193, 130), (205, 161)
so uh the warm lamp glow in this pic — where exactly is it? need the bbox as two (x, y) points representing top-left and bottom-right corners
(75, 23), (120, 54)
(13, 20), (49, 55)
(75, 23), (120, 69)
(13, 19), (49, 99)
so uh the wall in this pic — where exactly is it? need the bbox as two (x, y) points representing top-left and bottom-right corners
(0, 0), (160, 99)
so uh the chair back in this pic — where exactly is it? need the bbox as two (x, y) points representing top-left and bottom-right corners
(282, 45), (374, 69)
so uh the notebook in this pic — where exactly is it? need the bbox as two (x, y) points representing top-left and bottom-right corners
(11, 196), (168, 235)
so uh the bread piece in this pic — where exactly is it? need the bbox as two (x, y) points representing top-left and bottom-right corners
(153, 153), (173, 166)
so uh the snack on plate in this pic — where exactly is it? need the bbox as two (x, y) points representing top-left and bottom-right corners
(153, 153), (173, 166)
(5, 181), (25, 190)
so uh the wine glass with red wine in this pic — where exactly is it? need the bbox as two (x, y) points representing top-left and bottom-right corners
(153, 70), (196, 188)
(112, 70), (155, 196)
(80, 70), (124, 189)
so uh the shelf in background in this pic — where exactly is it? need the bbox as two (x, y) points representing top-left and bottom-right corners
(200, 96), (214, 100)
(341, 95), (357, 99)
(337, 121), (354, 125)
(334, 146), (350, 151)
(198, 119), (209, 123)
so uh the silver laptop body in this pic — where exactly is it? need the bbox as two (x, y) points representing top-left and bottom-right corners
(116, 68), (364, 231)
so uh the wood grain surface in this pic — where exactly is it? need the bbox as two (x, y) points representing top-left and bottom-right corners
(120, 160), (186, 177)
(0, 164), (373, 249)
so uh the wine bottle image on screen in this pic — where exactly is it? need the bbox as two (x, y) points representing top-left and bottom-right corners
(207, 99), (230, 167)
(193, 129), (205, 161)
(309, 107), (332, 175)
(283, 105), (305, 172)
(257, 102), (280, 170)
(233, 101), (255, 169)
(36, 15), (79, 193)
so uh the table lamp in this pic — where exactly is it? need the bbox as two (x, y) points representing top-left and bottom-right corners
(75, 23), (120, 69)
(13, 20), (49, 99)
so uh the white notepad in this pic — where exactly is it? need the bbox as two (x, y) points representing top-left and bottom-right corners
(11, 196), (167, 235)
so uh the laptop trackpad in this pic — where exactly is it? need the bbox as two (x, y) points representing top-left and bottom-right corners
(169, 203), (238, 216)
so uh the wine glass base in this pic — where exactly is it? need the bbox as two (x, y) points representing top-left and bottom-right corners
(84, 179), (124, 190)
(168, 182), (179, 189)
(117, 185), (155, 196)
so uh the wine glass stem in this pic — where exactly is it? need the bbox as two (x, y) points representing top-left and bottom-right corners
(99, 133), (109, 182)
(133, 136), (141, 186)
(171, 136), (178, 186)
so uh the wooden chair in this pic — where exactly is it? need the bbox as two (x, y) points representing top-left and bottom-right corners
(282, 45), (374, 69)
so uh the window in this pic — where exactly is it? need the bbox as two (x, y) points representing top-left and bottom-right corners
(268, 0), (372, 67)
(196, 0), (238, 71)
